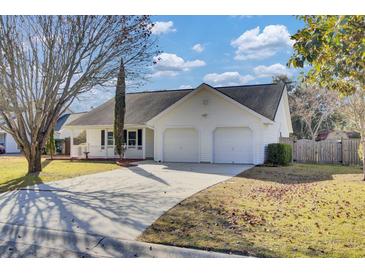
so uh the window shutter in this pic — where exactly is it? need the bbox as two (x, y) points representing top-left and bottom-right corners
(123, 130), (127, 144)
(101, 130), (105, 146)
(138, 129), (142, 146)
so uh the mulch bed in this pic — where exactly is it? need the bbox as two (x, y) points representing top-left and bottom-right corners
(115, 159), (142, 167)
(45, 155), (142, 167)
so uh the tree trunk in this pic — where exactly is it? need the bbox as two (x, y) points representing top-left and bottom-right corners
(27, 147), (42, 174)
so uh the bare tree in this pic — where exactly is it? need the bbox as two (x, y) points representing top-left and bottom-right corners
(340, 88), (365, 179)
(0, 16), (158, 173)
(290, 82), (340, 141)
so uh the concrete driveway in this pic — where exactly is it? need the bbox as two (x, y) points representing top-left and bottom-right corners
(0, 161), (251, 257)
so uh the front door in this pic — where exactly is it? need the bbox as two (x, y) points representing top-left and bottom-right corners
(106, 131), (116, 157)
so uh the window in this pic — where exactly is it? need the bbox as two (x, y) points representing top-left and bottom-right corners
(101, 130), (105, 148)
(137, 129), (142, 146)
(107, 131), (114, 146)
(128, 131), (136, 147)
(73, 130), (86, 145)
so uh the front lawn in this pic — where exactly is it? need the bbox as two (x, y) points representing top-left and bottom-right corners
(139, 164), (365, 257)
(0, 156), (120, 192)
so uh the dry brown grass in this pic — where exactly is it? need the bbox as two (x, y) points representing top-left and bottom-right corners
(139, 164), (365, 257)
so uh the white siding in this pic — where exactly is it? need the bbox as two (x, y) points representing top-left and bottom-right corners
(70, 126), (152, 159)
(86, 128), (106, 157)
(0, 131), (20, 154)
(274, 90), (291, 138)
(145, 128), (154, 158)
(259, 89), (292, 163)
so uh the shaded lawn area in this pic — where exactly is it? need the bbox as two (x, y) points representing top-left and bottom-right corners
(0, 156), (120, 192)
(139, 164), (365, 257)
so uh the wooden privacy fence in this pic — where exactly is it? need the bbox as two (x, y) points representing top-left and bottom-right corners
(279, 137), (362, 166)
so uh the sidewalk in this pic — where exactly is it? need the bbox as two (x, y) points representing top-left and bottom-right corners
(0, 223), (243, 258)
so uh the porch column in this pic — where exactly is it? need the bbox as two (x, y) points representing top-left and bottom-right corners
(105, 129), (108, 158)
(142, 128), (146, 159)
(70, 129), (74, 157)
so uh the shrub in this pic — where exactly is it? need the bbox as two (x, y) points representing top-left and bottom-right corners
(267, 143), (292, 166)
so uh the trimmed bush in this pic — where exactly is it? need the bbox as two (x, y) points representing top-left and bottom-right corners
(267, 143), (292, 166)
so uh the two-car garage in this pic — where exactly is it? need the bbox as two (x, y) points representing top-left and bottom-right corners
(162, 127), (253, 164)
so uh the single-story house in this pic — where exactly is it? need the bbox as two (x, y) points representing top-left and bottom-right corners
(0, 128), (20, 154)
(65, 83), (292, 164)
(316, 130), (361, 141)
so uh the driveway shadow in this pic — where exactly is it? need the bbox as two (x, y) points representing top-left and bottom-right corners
(0, 181), (169, 257)
(128, 165), (170, 186)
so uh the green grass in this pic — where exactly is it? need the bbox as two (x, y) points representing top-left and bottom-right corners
(139, 163), (365, 257)
(0, 156), (120, 192)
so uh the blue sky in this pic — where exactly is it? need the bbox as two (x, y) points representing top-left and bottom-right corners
(72, 15), (305, 111)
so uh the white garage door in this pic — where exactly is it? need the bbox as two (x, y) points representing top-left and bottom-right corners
(163, 128), (199, 162)
(214, 127), (253, 164)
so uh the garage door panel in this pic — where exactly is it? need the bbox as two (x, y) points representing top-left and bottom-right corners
(163, 128), (199, 162)
(214, 127), (253, 164)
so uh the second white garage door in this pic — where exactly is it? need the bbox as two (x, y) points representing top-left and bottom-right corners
(163, 128), (199, 162)
(213, 127), (253, 164)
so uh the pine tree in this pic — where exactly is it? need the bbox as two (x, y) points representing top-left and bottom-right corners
(114, 58), (126, 160)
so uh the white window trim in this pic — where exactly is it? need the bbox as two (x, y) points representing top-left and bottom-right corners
(107, 131), (114, 147)
(127, 130), (137, 148)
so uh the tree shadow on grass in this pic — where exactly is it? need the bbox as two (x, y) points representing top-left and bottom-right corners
(0, 159), (54, 193)
(235, 164), (363, 184)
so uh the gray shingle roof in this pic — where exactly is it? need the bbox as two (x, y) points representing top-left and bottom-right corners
(216, 83), (285, 120)
(68, 83), (285, 126)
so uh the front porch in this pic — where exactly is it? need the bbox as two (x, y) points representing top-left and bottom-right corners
(70, 126), (154, 159)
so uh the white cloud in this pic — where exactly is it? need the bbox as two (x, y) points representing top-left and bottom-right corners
(179, 84), (193, 89)
(150, 53), (206, 78)
(231, 25), (293, 60)
(149, 71), (179, 78)
(203, 72), (255, 86)
(150, 21), (176, 35)
(253, 63), (292, 78)
(192, 43), (204, 53)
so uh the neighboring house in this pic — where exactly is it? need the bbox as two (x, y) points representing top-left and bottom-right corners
(0, 128), (20, 154)
(54, 112), (87, 155)
(0, 111), (85, 155)
(316, 130), (361, 141)
(65, 83), (293, 164)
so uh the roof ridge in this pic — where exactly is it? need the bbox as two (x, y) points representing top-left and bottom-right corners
(127, 82), (279, 94)
(215, 83), (279, 89)
(127, 88), (194, 95)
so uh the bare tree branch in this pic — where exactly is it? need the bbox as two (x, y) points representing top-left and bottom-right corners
(0, 15), (158, 173)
